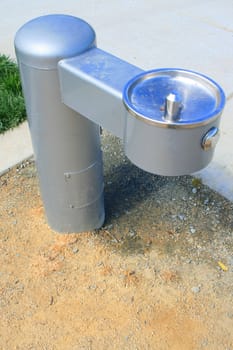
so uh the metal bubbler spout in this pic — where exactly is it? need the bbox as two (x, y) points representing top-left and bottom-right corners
(164, 93), (182, 122)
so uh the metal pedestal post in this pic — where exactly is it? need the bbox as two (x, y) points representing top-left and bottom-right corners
(15, 15), (105, 232)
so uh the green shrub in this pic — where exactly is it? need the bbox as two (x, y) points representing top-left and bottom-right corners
(0, 54), (26, 134)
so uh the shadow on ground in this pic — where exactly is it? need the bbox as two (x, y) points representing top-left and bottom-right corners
(101, 132), (233, 257)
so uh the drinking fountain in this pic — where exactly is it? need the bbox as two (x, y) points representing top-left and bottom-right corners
(14, 14), (225, 232)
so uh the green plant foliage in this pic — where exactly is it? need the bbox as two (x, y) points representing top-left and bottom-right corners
(0, 54), (26, 134)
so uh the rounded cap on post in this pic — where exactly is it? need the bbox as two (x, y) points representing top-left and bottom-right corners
(14, 14), (96, 69)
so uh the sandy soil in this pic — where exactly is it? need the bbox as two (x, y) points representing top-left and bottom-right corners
(0, 133), (233, 350)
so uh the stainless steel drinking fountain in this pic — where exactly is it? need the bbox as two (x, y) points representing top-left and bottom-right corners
(14, 14), (226, 233)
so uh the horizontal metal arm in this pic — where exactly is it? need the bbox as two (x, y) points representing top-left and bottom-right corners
(58, 48), (143, 139)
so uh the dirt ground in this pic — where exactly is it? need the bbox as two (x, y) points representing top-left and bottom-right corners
(0, 132), (233, 350)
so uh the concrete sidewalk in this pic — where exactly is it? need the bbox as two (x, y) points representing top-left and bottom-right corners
(0, 0), (233, 200)
(0, 122), (33, 175)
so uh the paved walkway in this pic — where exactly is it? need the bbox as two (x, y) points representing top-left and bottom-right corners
(0, 0), (233, 200)
(0, 122), (33, 176)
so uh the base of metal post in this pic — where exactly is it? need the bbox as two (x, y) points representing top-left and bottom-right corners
(15, 14), (105, 232)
